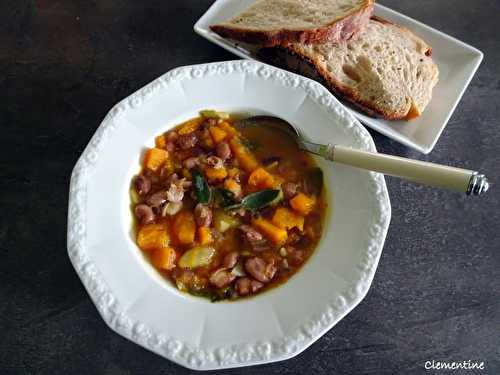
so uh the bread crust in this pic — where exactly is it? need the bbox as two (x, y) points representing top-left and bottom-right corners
(262, 16), (436, 120)
(259, 43), (405, 119)
(210, 0), (374, 47)
(284, 42), (408, 120)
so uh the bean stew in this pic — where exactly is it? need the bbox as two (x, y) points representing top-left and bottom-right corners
(131, 110), (326, 301)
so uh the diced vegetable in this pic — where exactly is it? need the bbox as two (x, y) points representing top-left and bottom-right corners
(130, 189), (140, 205)
(205, 167), (228, 181)
(272, 207), (304, 231)
(151, 247), (177, 270)
(290, 193), (316, 215)
(172, 211), (196, 245)
(223, 179), (242, 198)
(208, 126), (228, 144)
(229, 137), (259, 172)
(144, 148), (169, 172)
(248, 167), (275, 189)
(217, 121), (239, 137)
(198, 226), (213, 245)
(231, 262), (246, 277)
(162, 158), (175, 177)
(155, 135), (167, 149)
(214, 210), (240, 232)
(199, 109), (230, 119)
(178, 117), (203, 135)
(227, 168), (239, 178)
(192, 170), (211, 204)
(137, 223), (170, 252)
(162, 201), (183, 217)
(132, 111), (327, 302)
(252, 218), (288, 245)
(200, 129), (214, 149)
(237, 189), (282, 211)
(178, 245), (216, 269)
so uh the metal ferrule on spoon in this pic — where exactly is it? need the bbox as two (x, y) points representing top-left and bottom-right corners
(302, 141), (489, 196)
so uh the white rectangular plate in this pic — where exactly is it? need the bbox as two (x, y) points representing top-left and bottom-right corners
(194, 1), (483, 153)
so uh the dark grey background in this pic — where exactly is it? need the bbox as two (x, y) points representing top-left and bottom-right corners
(1, 1), (499, 374)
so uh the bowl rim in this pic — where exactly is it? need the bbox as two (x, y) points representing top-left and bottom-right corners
(67, 60), (391, 370)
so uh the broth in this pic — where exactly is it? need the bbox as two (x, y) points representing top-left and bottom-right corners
(131, 111), (326, 301)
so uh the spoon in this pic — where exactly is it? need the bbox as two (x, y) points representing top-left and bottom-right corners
(237, 116), (489, 196)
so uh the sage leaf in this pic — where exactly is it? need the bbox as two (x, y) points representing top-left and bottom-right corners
(240, 189), (281, 210)
(192, 170), (211, 204)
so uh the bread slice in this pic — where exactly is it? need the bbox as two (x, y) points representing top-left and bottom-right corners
(259, 16), (439, 120)
(210, 0), (374, 47)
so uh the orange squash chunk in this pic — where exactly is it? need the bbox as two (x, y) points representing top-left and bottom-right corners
(290, 193), (316, 215)
(137, 223), (170, 252)
(208, 126), (228, 144)
(178, 117), (203, 135)
(227, 167), (239, 178)
(201, 129), (214, 149)
(224, 178), (242, 197)
(252, 218), (287, 245)
(217, 121), (239, 138)
(248, 167), (275, 189)
(151, 247), (177, 270)
(272, 207), (304, 231)
(197, 227), (213, 245)
(205, 167), (228, 181)
(155, 134), (167, 149)
(172, 211), (196, 245)
(229, 137), (259, 172)
(144, 148), (169, 172)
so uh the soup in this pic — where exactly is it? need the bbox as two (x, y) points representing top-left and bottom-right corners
(131, 110), (326, 301)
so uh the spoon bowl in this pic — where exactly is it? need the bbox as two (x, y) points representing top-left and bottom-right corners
(236, 115), (489, 196)
(236, 116), (302, 140)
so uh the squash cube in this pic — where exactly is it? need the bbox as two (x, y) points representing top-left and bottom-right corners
(151, 247), (177, 270)
(172, 211), (196, 245)
(290, 193), (316, 215)
(144, 148), (169, 172)
(272, 207), (304, 231)
(229, 137), (259, 172)
(252, 218), (288, 245)
(208, 126), (228, 144)
(197, 226), (213, 245)
(248, 167), (275, 189)
(137, 223), (170, 252)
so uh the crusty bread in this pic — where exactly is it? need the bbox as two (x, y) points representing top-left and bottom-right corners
(260, 16), (439, 120)
(210, 0), (374, 47)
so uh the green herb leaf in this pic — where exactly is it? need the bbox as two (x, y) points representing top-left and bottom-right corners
(192, 170), (211, 204)
(307, 167), (324, 196)
(214, 188), (237, 208)
(240, 189), (281, 210)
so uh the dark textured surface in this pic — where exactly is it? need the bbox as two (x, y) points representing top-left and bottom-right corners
(1, 1), (499, 374)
